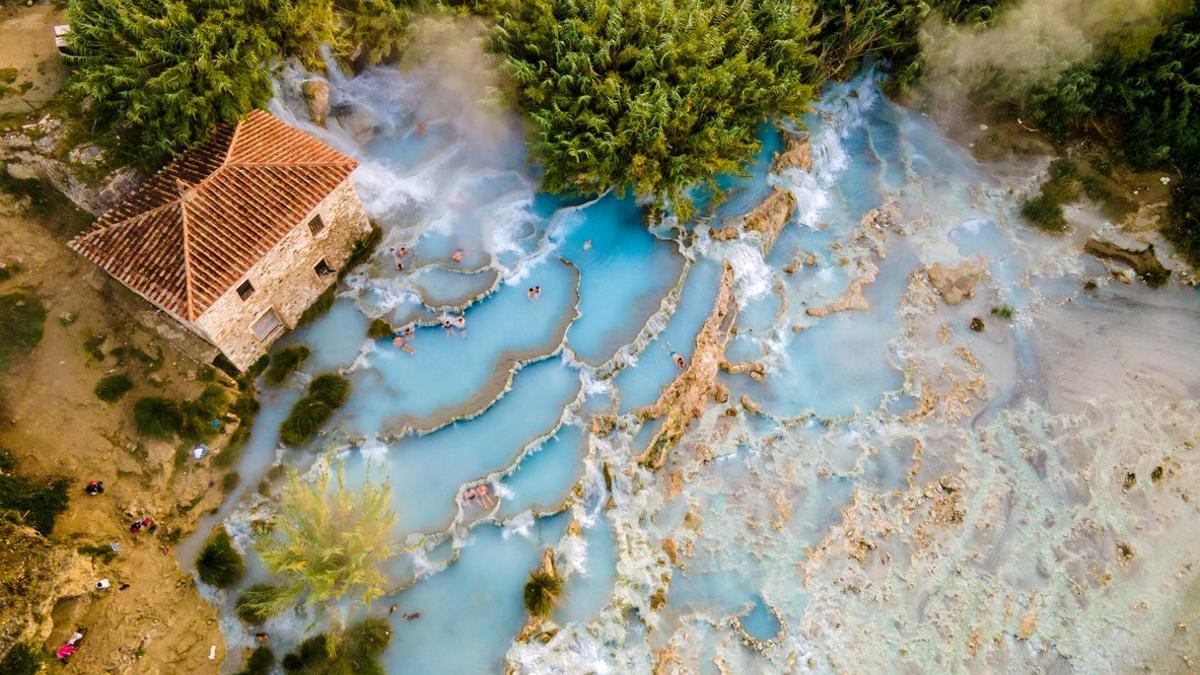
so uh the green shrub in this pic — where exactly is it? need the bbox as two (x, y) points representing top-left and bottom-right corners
(279, 374), (350, 446)
(282, 634), (330, 673)
(235, 583), (284, 624)
(195, 528), (245, 588)
(95, 373), (134, 402)
(0, 290), (47, 372)
(133, 396), (183, 438)
(296, 287), (336, 328)
(0, 642), (43, 675)
(367, 318), (393, 340)
(0, 473), (70, 535)
(523, 569), (563, 620)
(1021, 193), (1067, 232)
(264, 345), (311, 385)
(221, 472), (240, 493)
(237, 646), (276, 675)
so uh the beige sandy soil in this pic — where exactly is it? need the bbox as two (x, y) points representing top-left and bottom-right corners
(0, 5), (235, 673)
(0, 1), (64, 118)
(0, 200), (235, 672)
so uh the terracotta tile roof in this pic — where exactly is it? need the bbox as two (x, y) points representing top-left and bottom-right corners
(69, 110), (358, 321)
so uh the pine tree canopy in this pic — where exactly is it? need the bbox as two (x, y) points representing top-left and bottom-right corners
(493, 0), (821, 218)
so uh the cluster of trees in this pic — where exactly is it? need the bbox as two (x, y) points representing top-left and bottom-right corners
(64, 0), (416, 166)
(65, 0), (1199, 262)
(492, 0), (819, 219)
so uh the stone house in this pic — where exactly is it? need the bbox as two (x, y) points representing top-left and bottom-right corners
(69, 110), (371, 371)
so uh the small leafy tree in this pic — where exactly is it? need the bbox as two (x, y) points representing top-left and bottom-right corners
(279, 373), (351, 446)
(254, 463), (398, 626)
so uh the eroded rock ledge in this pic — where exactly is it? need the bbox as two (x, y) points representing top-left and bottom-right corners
(635, 263), (737, 469)
(1083, 237), (1170, 287)
(743, 188), (795, 255)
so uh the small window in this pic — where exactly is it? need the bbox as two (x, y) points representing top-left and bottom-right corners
(236, 280), (255, 300)
(308, 214), (325, 236)
(314, 258), (335, 276)
(251, 309), (284, 341)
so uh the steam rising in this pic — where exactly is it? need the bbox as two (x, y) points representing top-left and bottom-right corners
(920, 0), (1178, 100)
(399, 16), (520, 150)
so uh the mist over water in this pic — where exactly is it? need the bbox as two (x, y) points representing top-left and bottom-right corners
(204, 44), (1200, 673)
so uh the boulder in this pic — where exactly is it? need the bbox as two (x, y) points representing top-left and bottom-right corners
(926, 257), (988, 305)
(772, 132), (812, 173)
(301, 79), (331, 127)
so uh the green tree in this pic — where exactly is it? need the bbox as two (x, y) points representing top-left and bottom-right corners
(254, 464), (398, 626)
(494, 0), (821, 219)
(65, 0), (334, 167)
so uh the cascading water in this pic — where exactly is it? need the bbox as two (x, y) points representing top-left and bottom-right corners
(195, 53), (1200, 674)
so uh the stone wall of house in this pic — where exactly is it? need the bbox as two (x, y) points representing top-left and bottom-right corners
(193, 178), (371, 370)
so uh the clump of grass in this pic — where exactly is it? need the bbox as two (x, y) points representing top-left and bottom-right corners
(1021, 193), (1067, 232)
(367, 318), (393, 340)
(1047, 158), (1079, 182)
(264, 345), (310, 385)
(235, 583), (284, 625)
(236, 646), (276, 675)
(95, 373), (134, 402)
(197, 365), (217, 382)
(990, 304), (1015, 320)
(133, 396), (182, 438)
(279, 373), (350, 446)
(0, 472), (70, 535)
(196, 528), (245, 588)
(0, 261), (21, 282)
(0, 290), (47, 372)
(221, 471), (240, 493)
(296, 286), (336, 328)
(523, 570), (564, 620)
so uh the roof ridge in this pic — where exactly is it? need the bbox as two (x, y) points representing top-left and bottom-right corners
(178, 195), (199, 321)
(225, 160), (358, 168)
